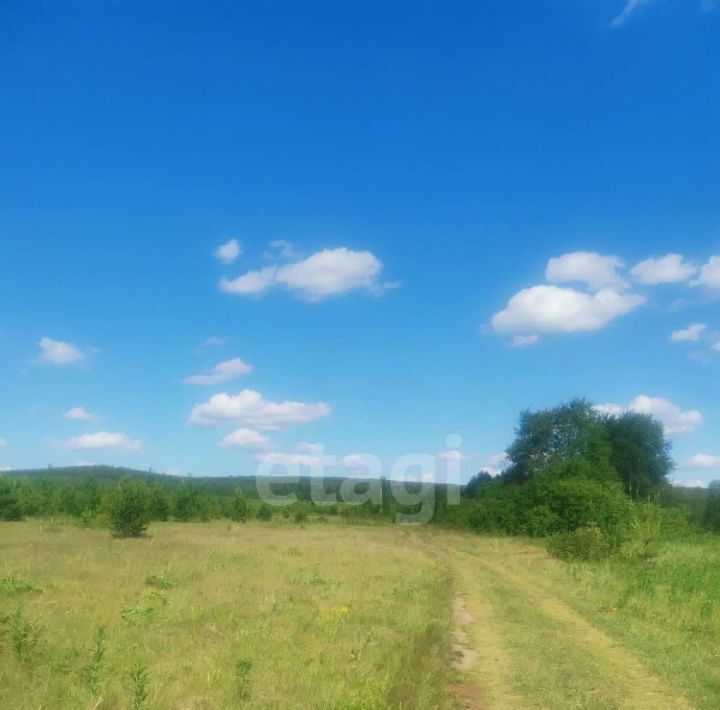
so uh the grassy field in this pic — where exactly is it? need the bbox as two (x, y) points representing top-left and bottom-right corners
(2, 520), (719, 709)
(0, 521), (451, 709)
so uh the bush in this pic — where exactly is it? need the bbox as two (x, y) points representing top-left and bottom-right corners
(0, 480), (23, 521)
(108, 477), (150, 538)
(547, 523), (611, 561)
(256, 503), (273, 521)
(293, 509), (307, 524)
(228, 489), (248, 522)
(466, 474), (633, 543)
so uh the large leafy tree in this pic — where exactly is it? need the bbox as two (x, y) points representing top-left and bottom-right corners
(504, 399), (617, 484)
(604, 412), (672, 498)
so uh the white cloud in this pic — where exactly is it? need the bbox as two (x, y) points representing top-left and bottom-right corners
(671, 323), (707, 343)
(492, 285), (645, 334)
(220, 247), (394, 301)
(671, 478), (709, 489)
(275, 248), (385, 299)
(297, 441), (323, 454)
(63, 406), (96, 421)
(595, 395), (702, 435)
(202, 336), (226, 348)
(612, 0), (653, 27)
(219, 266), (278, 295)
(691, 256), (720, 289)
(713, 340), (720, 352)
(189, 389), (331, 429)
(631, 254), (697, 285)
(219, 428), (271, 451)
(0, 437), (6, 447)
(214, 239), (242, 264)
(255, 452), (324, 466)
(594, 403), (626, 418)
(485, 453), (510, 477)
(64, 431), (143, 452)
(37, 337), (85, 365)
(339, 453), (367, 467)
(546, 252), (626, 291)
(183, 357), (252, 385)
(0, 466), (11, 472)
(508, 334), (539, 348)
(683, 453), (720, 470)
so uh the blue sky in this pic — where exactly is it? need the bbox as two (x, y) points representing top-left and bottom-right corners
(1, 1), (718, 484)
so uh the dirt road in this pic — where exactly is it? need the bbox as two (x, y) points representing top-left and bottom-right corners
(428, 532), (694, 710)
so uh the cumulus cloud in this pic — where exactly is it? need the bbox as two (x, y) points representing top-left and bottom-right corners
(37, 337), (85, 365)
(631, 254), (697, 285)
(671, 323), (707, 343)
(492, 285), (645, 334)
(189, 389), (331, 429)
(691, 256), (720, 289)
(220, 247), (395, 301)
(202, 336), (226, 348)
(214, 239), (242, 264)
(64, 431), (143, 452)
(219, 428), (271, 451)
(683, 453), (720, 470)
(183, 358), (252, 385)
(219, 266), (278, 295)
(63, 406), (96, 421)
(612, 0), (654, 27)
(546, 252), (626, 291)
(595, 395), (702, 435)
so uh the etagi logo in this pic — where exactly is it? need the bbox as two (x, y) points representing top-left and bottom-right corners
(253, 436), (464, 525)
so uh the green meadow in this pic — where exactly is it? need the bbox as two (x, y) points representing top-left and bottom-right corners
(2, 518), (720, 709)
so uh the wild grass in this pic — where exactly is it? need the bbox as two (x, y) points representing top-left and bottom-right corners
(0, 520), (452, 709)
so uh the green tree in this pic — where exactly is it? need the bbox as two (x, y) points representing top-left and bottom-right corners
(0, 479), (24, 521)
(108, 477), (150, 538)
(228, 488), (248, 522)
(505, 399), (617, 484)
(604, 412), (672, 498)
(171, 483), (200, 521)
(256, 502), (273, 521)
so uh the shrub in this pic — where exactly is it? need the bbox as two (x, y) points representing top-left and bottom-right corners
(228, 489), (248, 522)
(0, 480), (23, 521)
(108, 477), (150, 538)
(466, 475), (633, 543)
(293, 509), (308, 524)
(547, 523), (611, 561)
(256, 503), (273, 521)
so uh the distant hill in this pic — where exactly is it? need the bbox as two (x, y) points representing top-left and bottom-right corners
(1, 465), (458, 501)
